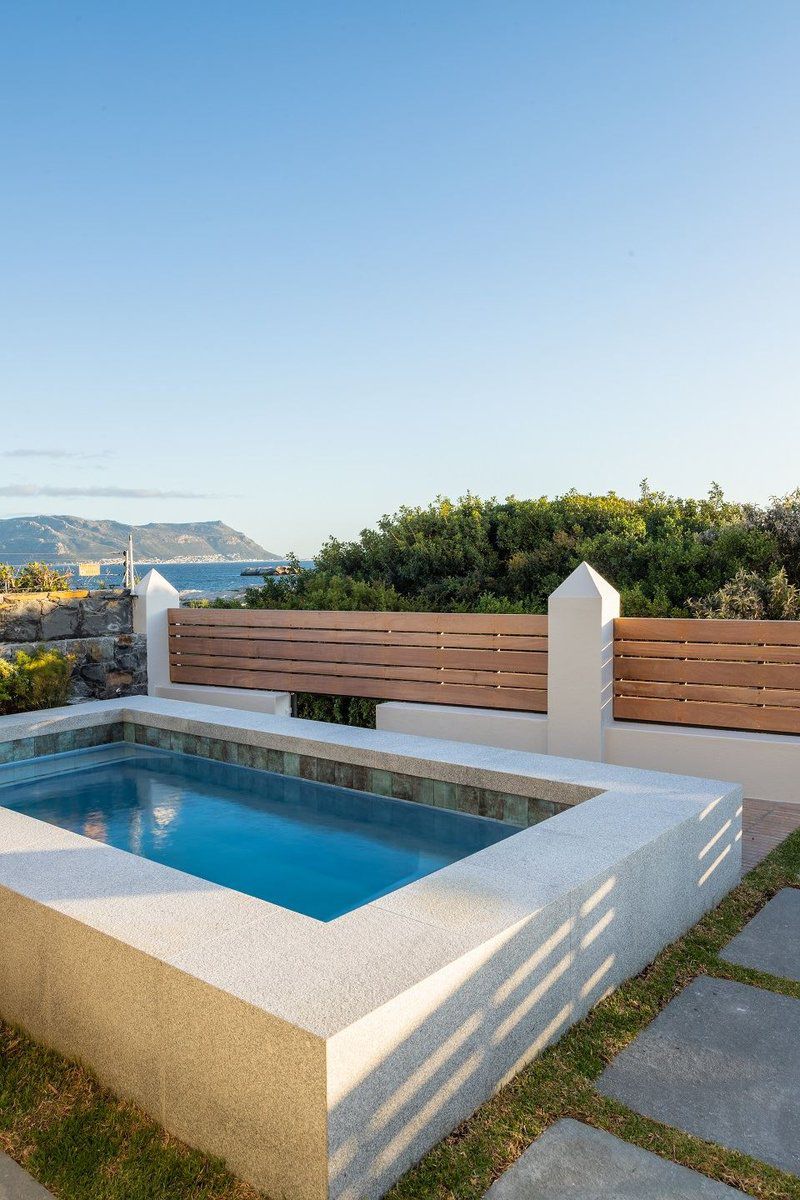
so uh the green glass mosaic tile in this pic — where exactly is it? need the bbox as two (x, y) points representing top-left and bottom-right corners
(263, 748), (281, 774)
(283, 752), (301, 777)
(389, 772), (416, 803)
(330, 761), (350, 789)
(169, 730), (188, 755)
(54, 730), (78, 754)
(478, 789), (504, 821)
(33, 733), (59, 757)
(0, 737), (34, 764)
(369, 769), (393, 797)
(502, 793), (528, 826)
(432, 779), (457, 809)
(299, 755), (318, 781)
(527, 797), (556, 824)
(234, 742), (257, 769)
(315, 757), (337, 785)
(350, 763), (369, 792)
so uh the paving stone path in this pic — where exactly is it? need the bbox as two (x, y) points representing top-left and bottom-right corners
(720, 887), (800, 981)
(0, 1153), (55, 1199)
(597, 975), (800, 1176)
(483, 1118), (751, 1198)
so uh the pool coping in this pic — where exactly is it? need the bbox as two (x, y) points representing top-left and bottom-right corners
(0, 696), (743, 1039)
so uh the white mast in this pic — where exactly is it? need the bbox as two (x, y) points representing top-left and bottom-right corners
(124, 532), (135, 589)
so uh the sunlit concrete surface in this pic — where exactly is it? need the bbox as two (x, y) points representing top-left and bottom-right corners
(482, 1118), (750, 1198)
(598, 976), (800, 1176)
(0, 699), (743, 1200)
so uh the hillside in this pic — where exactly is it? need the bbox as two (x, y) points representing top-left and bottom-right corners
(0, 516), (278, 563)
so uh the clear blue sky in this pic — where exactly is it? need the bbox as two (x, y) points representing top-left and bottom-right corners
(1, 1), (798, 556)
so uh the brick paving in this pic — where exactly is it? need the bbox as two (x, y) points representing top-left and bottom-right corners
(741, 798), (800, 872)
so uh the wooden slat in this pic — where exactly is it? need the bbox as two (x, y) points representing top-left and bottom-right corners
(169, 635), (547, 674)
(615, 656), (800, 689)
(614, 695), (800, 735)
(615, 638), (800, 665)
(616, 680), (800, 708)
(169, 607), (547, 635)
(167, 606), (548, 711)
(168, 623), (547, 651)
(171, 664), (548, 711)
(170, 651), (546, 690)
(615, 617), (800, 646)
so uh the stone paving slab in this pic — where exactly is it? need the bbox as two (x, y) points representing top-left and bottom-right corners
(597, 976), (800, 1176)
(720, 888), (800, 981)
(483, 1118), (752, 1198)
(0, 1154), (55, 1199)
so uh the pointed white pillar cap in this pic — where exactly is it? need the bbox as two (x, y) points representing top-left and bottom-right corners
(133, 568), (179, 598)
(549, 561), (619, 602)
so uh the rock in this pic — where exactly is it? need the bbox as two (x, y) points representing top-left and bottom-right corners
(40, 599), (81, 640)
(105, 670), (134, 695)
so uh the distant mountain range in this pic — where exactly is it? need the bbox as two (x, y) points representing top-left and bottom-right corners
(0, 516), (278, 564)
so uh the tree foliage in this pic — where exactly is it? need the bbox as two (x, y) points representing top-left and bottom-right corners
(242, 485), (799, 619)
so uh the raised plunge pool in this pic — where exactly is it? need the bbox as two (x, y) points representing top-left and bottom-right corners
(0, 743), (518, 921)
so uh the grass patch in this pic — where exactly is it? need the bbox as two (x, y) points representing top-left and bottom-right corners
(0, 1031), (262, 1198)
(388, 828), (800, 1200)
(0, 831), (798, 1199)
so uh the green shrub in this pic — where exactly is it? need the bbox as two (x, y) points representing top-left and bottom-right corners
(0, 562), (73, 592)
(690, 567), (800, 620)
(294, 693), (376, 728)
(0, 647), (74, 715)
(12, 562), (73, 591)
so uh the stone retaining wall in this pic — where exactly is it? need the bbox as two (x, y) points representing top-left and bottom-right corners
(0, 590), (146, 701)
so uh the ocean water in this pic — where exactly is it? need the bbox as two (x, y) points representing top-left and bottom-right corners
(70, 559), (315, 601)
(0, 743), (516, 921)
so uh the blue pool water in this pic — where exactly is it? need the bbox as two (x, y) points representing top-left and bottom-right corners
(0, 744), (518, 920)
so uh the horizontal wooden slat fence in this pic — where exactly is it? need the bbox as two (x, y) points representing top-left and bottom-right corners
(168, 608), (549, 711)
(614, 617), (800, 735)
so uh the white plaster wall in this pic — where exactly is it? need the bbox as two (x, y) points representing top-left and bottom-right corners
(375, 702), (548, 753)
(605, 720), (800, 804)
(155, 682), (291, 715)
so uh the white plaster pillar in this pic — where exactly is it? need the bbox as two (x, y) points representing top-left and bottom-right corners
(547, 562), (620, 762)
(132, 569), (180, 696)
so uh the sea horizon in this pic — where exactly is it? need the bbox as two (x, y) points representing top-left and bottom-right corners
(32, 558), (316, 601)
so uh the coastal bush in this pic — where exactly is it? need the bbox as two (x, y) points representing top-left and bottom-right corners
(690, 567), (800, 620)
(237, 484), (797, 619)
(0, 647), (73, 715)
(0, 562), (72, 592)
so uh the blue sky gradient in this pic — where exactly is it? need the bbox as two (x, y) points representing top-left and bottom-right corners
(2, 1), (798, 554)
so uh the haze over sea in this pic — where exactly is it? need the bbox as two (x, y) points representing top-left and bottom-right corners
(72, 560), (315, 601)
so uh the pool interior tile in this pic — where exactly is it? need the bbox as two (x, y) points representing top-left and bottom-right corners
(369, 769), (393, 797)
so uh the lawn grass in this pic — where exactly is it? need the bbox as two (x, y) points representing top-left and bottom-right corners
(0, 828), (798, 1200)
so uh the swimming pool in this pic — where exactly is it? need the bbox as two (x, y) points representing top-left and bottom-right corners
(0, 699), (743, 1200)
(0, 743), (518, 921)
